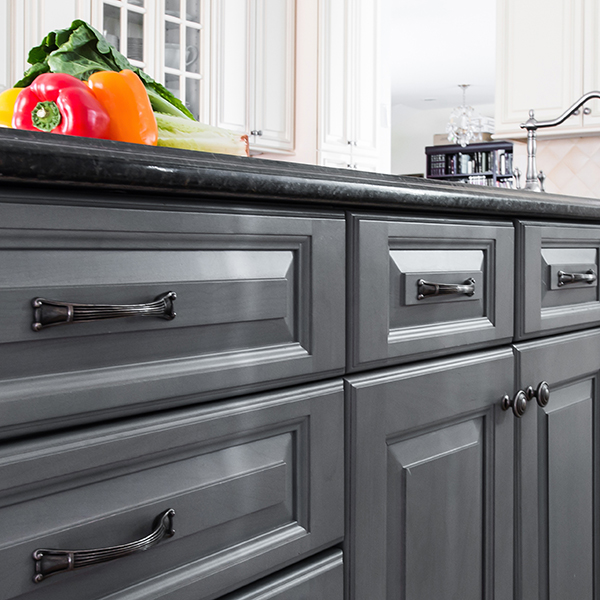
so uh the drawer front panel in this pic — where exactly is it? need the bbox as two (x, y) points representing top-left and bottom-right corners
(517, 221), (600, 338)
(219, 550), (343, 600)
(0, 381), (344, 600)
(0, 202), (345, 437)
(350, 215), (514, 369)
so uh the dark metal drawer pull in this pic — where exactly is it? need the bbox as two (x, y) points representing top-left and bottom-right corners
(557, 269), (597, 287)
(32, 508), (175, 582)
(417, 277), (476, 300)
(32, 291), (176, 331)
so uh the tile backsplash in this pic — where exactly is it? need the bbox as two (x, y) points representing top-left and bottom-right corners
(512, 137), (600, 199)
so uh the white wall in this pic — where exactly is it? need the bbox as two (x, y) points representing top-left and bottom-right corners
(391, 102), (495, 176)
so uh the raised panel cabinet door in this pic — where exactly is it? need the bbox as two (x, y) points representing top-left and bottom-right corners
(346, 348), (515, 600)
(210, 0), (251, 136)
(495, 0), (584, 139)
(516, 220), (600, 339)
(318, 0), (352, 155)
(583, 0), (600, 127)
(0, 380), (344, 600)
(350, 214), (514, 370)
(0, 200), (346, 438)
(515, 329), (600, 600)
(252, 0), (295, 153)
(349, 0), (378, 158)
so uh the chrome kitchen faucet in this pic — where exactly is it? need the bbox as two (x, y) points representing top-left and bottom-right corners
(521, 91), (600, 191)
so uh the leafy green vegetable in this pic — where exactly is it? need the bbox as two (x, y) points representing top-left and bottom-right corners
(156, 113), (249, 156)
(15, 20), (194, 120)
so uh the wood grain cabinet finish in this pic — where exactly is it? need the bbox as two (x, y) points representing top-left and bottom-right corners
(0, 201), (345, 438)
(515, 329), (600, 600)
(517, 220), (600, 339)
(349, 214), (514, 370)
(0, 380), (343, 600)
(218, 550), (343, 600)
(346, 348), (515, 600)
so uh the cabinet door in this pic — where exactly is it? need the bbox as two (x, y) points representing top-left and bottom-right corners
(318, 0), (352, 155)
(495, 0), (583, 138)
(347, 348), (515, 600)
(2, 0), (91, 92)
(92, 0), (155, 75)
(160, 0), (206, 121)
(210, 0), (250, 136)
(516, 329), (600, 600)
(349, 0), (378, 158)
(0, 0), (11, 91)
(252, 0), (295, 153)
(583, 0), (600, 128)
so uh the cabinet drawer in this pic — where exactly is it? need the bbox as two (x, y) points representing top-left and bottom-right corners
(219, 550), (343, 600)
(0, 381), (344, 600)
(0, 201), (345, 437)
(517, 220), (600, 339)
(349, 214), (514, 369)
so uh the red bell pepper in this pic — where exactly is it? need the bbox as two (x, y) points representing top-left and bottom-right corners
(12, 73), (110, 139)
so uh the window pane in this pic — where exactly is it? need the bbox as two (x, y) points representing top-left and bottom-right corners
(128, 0), (144, 6)
(186, 27), (200, 74)
(185, 78), (200, 120)
(165, 0), (180, 18)
(165, 21), (180, 69)
(127, 10), (144, 62)
(103, 4), (121, 51)
(165, 73), (181, 99)
(186, 0), (201, 23)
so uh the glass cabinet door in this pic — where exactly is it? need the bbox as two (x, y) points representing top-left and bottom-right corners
(95, 0), (153, 73)
(162, 0), (204, 120)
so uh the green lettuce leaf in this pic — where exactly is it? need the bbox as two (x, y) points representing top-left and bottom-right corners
(15, 20), (194, 120)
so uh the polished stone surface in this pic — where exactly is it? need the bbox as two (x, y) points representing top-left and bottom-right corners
(2, 128), (600, 220)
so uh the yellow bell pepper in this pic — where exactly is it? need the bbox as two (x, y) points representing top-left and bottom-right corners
(0, 88), (24, 128)
(87, 69), (158, 145)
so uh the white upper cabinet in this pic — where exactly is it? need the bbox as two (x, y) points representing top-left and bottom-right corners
(1, 0), (91, 91)
(318, 0), (382, 171)
(210, 0), (295, 154)
(495, 0), (600, 139)
(92, 0), (209, 121)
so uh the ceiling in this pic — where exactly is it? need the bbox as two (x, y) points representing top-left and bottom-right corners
(389, 0), (497, 110)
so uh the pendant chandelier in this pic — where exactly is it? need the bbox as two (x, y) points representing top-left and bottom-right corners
(446, 84), (483, 147)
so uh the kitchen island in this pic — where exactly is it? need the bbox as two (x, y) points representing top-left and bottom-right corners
(0, 128), (598, 600)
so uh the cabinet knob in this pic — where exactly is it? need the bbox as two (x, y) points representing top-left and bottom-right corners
(250, 130), (263, 136)
(501, 390), (528, 418)
(526, 381), (550, 408)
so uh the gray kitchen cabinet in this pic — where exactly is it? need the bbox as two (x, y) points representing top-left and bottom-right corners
(515, 328), (600, 600)
(3, 130), (600, 599)
(0, 380), (343, 600)
(517, 220), (600, 340)
(349, 214), (514, 370)
(0, 198), (345, 439)
(346, 348), (515, 600)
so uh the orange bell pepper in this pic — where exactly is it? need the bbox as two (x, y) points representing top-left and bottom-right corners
(87, 69), (158, 146)
(0, 88), (24, 128)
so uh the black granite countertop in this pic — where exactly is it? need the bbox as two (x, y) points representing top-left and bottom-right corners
(1, 128), (600, 221)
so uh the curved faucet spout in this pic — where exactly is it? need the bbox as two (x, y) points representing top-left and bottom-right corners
(519, 91), (600, 191)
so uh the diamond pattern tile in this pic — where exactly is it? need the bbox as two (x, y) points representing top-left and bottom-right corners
(532, 137), (600, 199)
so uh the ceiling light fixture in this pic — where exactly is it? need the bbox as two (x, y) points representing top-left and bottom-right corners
(446, 84), (483, 147)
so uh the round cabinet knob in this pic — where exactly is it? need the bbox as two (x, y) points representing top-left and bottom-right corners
(526, 381), (550, 408)
(525, 381), (550, 408)
(501, 390), (528, 418)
